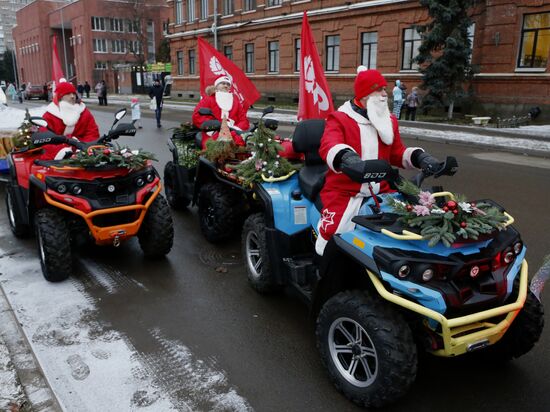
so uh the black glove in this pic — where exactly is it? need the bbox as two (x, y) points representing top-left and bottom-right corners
(340, 150), (398, 183)
(415, 151), (443, 174)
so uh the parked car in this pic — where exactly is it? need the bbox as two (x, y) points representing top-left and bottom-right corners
(25, 85), (46, 100)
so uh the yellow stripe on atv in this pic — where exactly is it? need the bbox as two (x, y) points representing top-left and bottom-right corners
(366, 260), (528, 357)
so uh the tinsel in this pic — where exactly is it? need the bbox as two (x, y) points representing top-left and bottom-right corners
(387, 181), (509, 247)
(62, 143), (156, 170)
(233, 119), (296, 186)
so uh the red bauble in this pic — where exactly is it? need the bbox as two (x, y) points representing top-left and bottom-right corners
(452, 209), (459, 215)
(460, 222), (467, 228)
(446, 200), (457, 210)
(406, 205), (413, 212)
(470, 202), (476, 207)
(103, 149), (111, 155)
(443, 206), (449, 212)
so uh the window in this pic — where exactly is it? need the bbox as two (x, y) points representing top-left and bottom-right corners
(223, 0), (233, 15)
(93, 38), (107, 53)
(91, 17), (105, 31)
(127, 40), (142, 54)
(361, 32), (377, 69)
(325, 35), (340, 71)
(518, 12), (550, 68)
(111, 39), (125, 53)
(175, 0), (183, 24)
(245, 43), (254, 73)
(110, 18), (124, 32)
(244, 0), (256, 11)
(268, 41), (279, 73)
(127, 19), (139, 33)
(200, 0), (208, 19)
(402, 28), (421, 70)
(224, 45), (233, 60)
(189, 49), (196, 75)
(187, 0), (195, 21)
(267, 0), (282, 6)
(177, 50), (184, 75)
(294, 38), (301, 72)
(467, 23), (475, 63)
(94, 61), (108, 70)
(147, 20), (155, 62)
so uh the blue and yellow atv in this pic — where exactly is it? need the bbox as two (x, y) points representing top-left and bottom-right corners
(241, 119), (545, 408)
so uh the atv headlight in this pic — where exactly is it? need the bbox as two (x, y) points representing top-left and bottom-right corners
(72, 185), (82, 195)
(145, 172), (155, 183)
(135, 177), (145, 187)
(57, 184), (67, 194)
(513, 241), (523, 255)
(397, 264), (411, 279)
(107, 184), (116, 193)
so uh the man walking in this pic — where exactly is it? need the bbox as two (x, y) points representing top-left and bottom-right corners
(149, 79), (164, 128)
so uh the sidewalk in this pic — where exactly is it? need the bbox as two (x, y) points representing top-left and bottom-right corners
(82, 94), (550, 158)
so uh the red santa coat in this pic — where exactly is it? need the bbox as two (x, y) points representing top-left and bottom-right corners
(316, 100), (420, 255)
(41, 102), (99, 159)
(192, 93), (249, 148)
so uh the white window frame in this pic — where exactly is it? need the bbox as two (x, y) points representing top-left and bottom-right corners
(91, 17), (106, 31)
(93, 38), (107, 53)
(361, 32), (378, 69)
(110, 18), (124, 33)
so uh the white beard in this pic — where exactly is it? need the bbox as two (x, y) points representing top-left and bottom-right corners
(366, 93), (394, 145)
(58, 100), (83, 127)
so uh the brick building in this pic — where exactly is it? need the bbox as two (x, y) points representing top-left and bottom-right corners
(0, 0), (31, 55)
(166, 0), (550, 119)
(12, 0), (170, 93)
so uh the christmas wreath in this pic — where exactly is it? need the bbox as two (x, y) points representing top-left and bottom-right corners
(61, 143), (156, 170)
(386, 180), (509, 247)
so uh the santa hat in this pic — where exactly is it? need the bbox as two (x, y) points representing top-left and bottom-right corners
(354, 66), (387, 100)
(214, 75), (232, 87)
(55, 81), (77, 100)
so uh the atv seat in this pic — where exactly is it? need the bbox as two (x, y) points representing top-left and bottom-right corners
(292, 119), (326, 210)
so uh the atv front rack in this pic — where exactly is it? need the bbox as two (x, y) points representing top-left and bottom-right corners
(43, 183), (162, 246)
(367, 260), (528, 357)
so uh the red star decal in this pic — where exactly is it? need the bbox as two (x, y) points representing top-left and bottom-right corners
(320, 209), (336, 232)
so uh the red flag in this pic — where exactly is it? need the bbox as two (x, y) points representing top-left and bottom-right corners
(51, 36), (65, 86)
(197, 37), (260, 110)
(298, 12), (334, 120)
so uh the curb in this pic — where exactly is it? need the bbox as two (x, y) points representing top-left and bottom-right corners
(0, 285), (62, 412)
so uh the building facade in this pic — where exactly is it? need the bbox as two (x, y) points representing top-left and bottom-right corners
(166, 0), (550, 118)
(0, 0), (31, 55)
(12, 0), (170, 93)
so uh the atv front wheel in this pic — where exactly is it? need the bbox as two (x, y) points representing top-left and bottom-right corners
(138, 194), (174, 258)
(5, 187), (30, 238)
(242, 213), (280, 293)
(482, 290), (544, 361)
(164, 161), (190, 209)
(198, 183), (239, 243)
(35, 208), (72, 282)
(316, 290), (417, 408)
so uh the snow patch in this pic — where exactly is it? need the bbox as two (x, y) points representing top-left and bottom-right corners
(0, 106), (47, 130)
(0, 335), (26, 411)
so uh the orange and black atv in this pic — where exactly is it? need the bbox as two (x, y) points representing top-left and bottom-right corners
(4, 109), (174, 282)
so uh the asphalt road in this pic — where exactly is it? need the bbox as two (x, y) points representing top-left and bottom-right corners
(2, 101), (550, 411)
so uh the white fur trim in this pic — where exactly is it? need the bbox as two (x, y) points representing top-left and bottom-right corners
(53, 147), (73, 160)
(214, 76), (232, 87)
(338, 101), (369, 125)
(403, 147), (423, 169)
(336, 196), (363, 234)
(357, 65), (368, 73)
(326, 144), (354, 173)
(315, 233), (328, 256)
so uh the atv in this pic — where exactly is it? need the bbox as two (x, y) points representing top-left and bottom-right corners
(4, 109), (174, 282)
(240, 119), (545, 408)
(164, 106), (279, 243)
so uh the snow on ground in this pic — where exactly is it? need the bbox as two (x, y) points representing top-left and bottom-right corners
(501, 124), (550, 137)
(0, 106), (46, 130)
(0, 246), (252, 411)
(0, 335), (26, 411)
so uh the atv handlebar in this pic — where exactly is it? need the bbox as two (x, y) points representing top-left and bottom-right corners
(410, 156), (458, 188)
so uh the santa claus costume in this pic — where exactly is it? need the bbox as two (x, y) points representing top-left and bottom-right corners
(315, 68), (423, 255)
(192, 75), (250, 148)
(41, 81), (99, 159)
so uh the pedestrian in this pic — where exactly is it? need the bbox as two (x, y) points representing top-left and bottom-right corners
(392, 80), (404, 119)
(163, 74), (173, 97)
(130, 97), (142, 129)
(77, 83), (84, 100)
(95, 81), (103, 105)
(84, 81), (91, 98)
(41, 81), (100, 160)
(43, 83), (48, 101)
(149, 79), (164, 128)
(314, 67), (446, 255)
(192, 75), (250, 148)
(6, 83), (17, 102)
(100, 80), (108, 106)
(405, 87), (421, 121)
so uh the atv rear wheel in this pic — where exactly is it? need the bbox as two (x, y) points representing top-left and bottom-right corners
(482, 290), (544, 361)
(316, 290), (417, 408)
(138, 194), (174, 258)
(35, 208), (72, 282)
(5, 187), (30, 238)
(198, 183), (239, 243)
(164, 161), (189, 209)
(242, 213), (280, 293)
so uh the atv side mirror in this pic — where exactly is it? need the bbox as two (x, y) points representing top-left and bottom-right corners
(115, 108), (127, 121)
(198, 108), (214, 116)
(261, 106), (274, 117)
(264, 118), (279, 131)
(29, 117), (48, 128)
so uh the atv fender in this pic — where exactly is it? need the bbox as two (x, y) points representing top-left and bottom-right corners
(311, 236), (381, 319)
